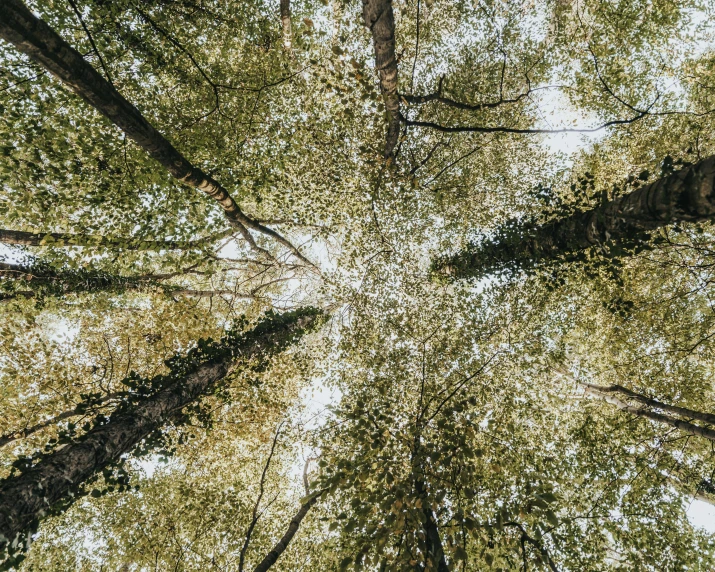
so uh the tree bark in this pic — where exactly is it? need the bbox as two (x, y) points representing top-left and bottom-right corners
(0, 308), (321, 554)
(279, 0), (292, 52)
(362, 0), (400, 159)
(0, 228), (229, 251)
(584, 384), (715, 442)
(435, 155), (715, 280)
(0, 262), (257, 301)
(251, 489), (323, 572)
(0, 0), (311, 265)
(583, 382), (715, 426)
(411, 435), (448, 572)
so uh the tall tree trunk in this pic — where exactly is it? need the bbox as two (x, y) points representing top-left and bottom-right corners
(279, 0), (292, 52)
(411, 436), (448, 571)
(434, 155), (715, 280)
(0, 308), (322, 557)
(0, 0), (311, 265)
(362, 0), (400, 159)
(0, 261), (257, 301)
(0, 228), (230, 251)
(584, 382), (715, 442)
(582, 382), (715, 426)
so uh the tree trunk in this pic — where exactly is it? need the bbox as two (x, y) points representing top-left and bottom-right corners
(0, 0), (311, 265)
(362, 0), (400, 159)
(411, 435), (449, 572)
(583, 382), (715, 426)
(0, 262), (257, 301)
(279, 0), (292, 52)
(584, 383), (715, 442)
(0, 228), (230, 251)
(0, 308), (322, 556)
(252, 489), (323, 572)
(435, 155), (715, 280)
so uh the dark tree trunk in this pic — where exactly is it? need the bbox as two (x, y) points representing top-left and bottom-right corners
(0, 228), (228, 251)
(414, 477), (449, 572)
(251, 490), (323, 572)
(0, 308), (322, 556)
(0, 262), (257, 301)
(0, 0), (310, 264)
(362, 0), (400, 159)
(435, 155), (715, 280)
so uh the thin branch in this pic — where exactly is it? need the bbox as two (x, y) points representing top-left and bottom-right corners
(239, 421), (284, 572)
(66, 0), (113, 85)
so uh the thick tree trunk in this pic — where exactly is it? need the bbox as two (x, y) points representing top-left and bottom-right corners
(362, 0), (400, 159)
(411, 435), (448, 572)
(435, 155), (715, 280)
(0, 0), (311, 265)
(279, 0), (292, 52)
(0, 308), (321, 555)
(252, 490), (323, 572)
(414, 478), (449, 572)
(0, 228), (229, 250)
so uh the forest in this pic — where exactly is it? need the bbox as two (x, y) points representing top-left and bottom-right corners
(1, 0), (715, 569)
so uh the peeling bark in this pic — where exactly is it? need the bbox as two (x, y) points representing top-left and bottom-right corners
(436, 155), (715, 280)
(0, 0), (312, 266)
(362, 0), (400, 158)
(0, 309), (321, 553)
(279, 0), (292, 52)
(0, 228), (230, 250)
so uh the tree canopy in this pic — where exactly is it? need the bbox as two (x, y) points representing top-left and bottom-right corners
(1, 0), (715, 569)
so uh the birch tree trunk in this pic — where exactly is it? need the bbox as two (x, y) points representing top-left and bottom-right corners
(362, 0), (401, 159)
(279, 0), (292, 52)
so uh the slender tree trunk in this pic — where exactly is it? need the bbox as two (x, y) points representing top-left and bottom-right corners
(435, 155), (715, 280)
(411, 436), (448, 572)
(252, 489), (324, 572)
(583, 382), (715, 426)
(0, 228), (230, 250)
(0, 393), (126, 449)
(0, 0), (311, 265)
(584, 383), (715, 442)
(279, 0), (292, 52)
(362, 0), (400, 159)
(0, 308), (322, 555)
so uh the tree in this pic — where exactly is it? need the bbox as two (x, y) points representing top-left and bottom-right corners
(0, 307), (321, 566)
